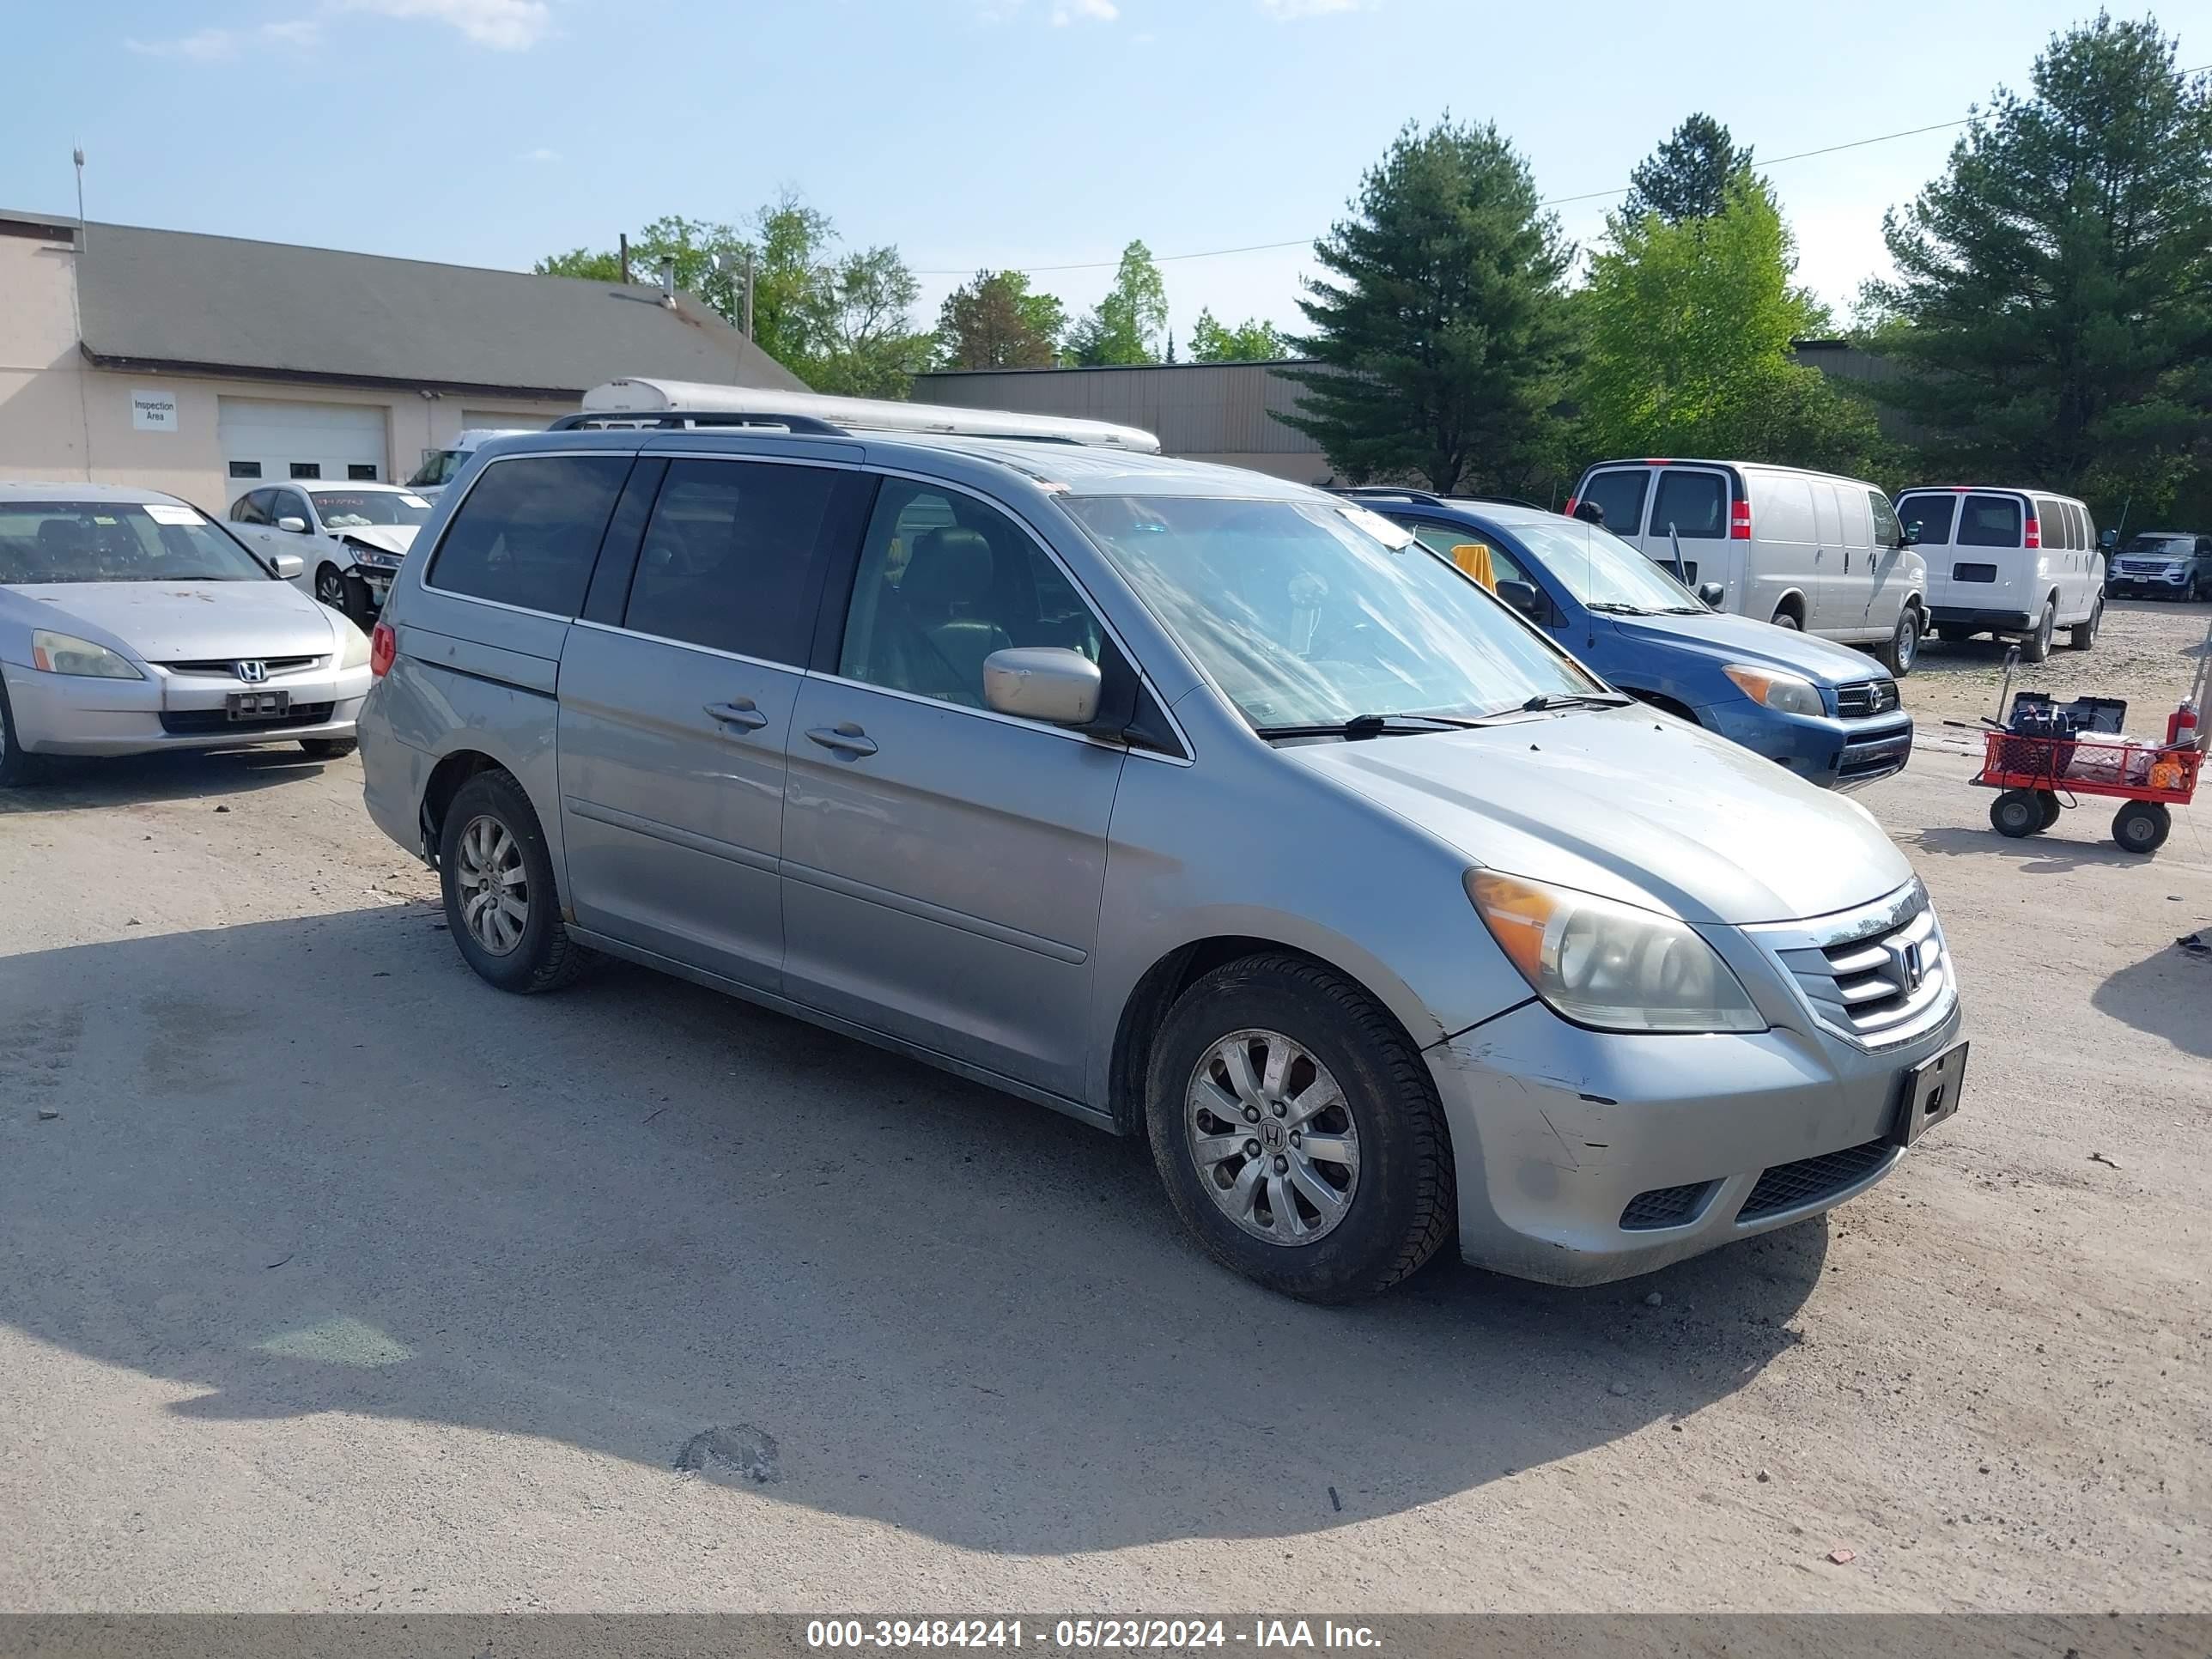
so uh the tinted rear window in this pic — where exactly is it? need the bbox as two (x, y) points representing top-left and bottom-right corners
(428, 454), (632, 616)
(1577, 470), (1650, 535)
(1896, 495), (1955, 545)
(1650, 471), (1726, 539)
(1958, 495), (2023, 547)
(623, 459), (839, 665)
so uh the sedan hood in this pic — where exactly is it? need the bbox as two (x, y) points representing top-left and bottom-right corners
(1607, 610), (1884, 684)
(5, 580), (338, 665)
(1283, 704), (1911, 926)
(335, 526), (419, 557)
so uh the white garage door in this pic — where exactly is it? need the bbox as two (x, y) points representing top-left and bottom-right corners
(217, 399), (389, 509)
(459, 410), (553, 431)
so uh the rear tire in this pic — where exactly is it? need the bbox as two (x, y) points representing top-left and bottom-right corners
(438, 769), (593, 994)
(1935, 624), (1973, 644)
(1770, 608), (1802, 631)
(2069, 599), (2102, 650)
(300, 737), (357, 760)
(2020, 602), (2056, 663)
(1146, 953), (1454, 1304)
(2112, 800), (2170, 854)
(1990, 790), (2044, 839)
(1877, 606), (1921, 676)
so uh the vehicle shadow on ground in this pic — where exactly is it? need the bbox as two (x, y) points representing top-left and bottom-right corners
(1903, 823), (2161, 873)
(2093, 938), (2212, 1060)
(0, 907), (1826, 1553)
(0, 748), (337, 816)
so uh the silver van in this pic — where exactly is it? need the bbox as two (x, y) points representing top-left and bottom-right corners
(1570, 459), (1930, 675)
(358, 386), (1967, 1301)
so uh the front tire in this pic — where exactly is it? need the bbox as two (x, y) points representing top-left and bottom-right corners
(1877, 605), (1921, 676)
(1770, 608), (1802, 631)
(2069, 599), (2102, 650)
(0, 676), (43, 788)
(438, 770), (593, 994)
(2020, 602), (2056, 663)
(315, 562), (373, 628)
(1146, 953), (1454, 1304)
(1990, 790), (2044, 838)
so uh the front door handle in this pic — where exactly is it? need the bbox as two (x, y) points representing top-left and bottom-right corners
(805, 722), (878, 757)
(704, 699), (769, 732)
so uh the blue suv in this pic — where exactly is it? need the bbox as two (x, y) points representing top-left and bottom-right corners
(1352, 491), (1916, 790)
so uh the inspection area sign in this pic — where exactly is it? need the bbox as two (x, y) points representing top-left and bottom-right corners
(130, 387), (178, 432)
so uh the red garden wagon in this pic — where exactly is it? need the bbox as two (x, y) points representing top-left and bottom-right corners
(1976, 726), (2200, 854)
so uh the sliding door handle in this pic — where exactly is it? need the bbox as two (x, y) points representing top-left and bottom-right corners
(805, 722), (878, 757)
(704, 699), (769, 732)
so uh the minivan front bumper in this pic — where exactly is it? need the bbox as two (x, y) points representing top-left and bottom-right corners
(1426, 887), (1963, 1285)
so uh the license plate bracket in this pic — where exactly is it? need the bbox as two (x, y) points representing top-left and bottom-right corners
(1894, 1041), (1968, 1146)
(226, 690), (291, 721)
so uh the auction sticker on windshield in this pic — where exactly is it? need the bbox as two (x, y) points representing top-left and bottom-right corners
(143, 503), (206, 526)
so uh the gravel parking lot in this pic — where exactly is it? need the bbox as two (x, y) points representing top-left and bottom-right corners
(3, 636), (2208, 1613)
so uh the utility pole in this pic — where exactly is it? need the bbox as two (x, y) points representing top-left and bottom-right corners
(743, 251), (756, 341)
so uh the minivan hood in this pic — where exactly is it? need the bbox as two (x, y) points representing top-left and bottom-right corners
(3, 580), (337, 665)
(334, 525), (419, 557)
(1607, 610), (1884, 684)
(1282, 705), (1911, 926)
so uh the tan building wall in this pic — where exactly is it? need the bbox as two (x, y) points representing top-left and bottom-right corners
(0, 231), (574, 512)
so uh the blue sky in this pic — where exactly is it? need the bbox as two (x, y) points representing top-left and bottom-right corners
(4, 0), (2203, 348)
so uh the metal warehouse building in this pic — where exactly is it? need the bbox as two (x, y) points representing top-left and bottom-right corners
(0, 210), (803, 514)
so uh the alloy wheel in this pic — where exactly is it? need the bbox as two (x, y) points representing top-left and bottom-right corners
(316, 565), (347, 609)
(454, 813), (530, 956)
(1186, 1028), (1360, 1246)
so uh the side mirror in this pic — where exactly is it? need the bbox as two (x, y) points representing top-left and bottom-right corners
(1698, 580), (1726, 610)
(982, 647), (1101, 727)
(1495, 579), (1541, 619)
(2099, 529), (2118, 550)
(270, 552), (305, 580)
(1901, 524), (1920, 547)
(276, 516), (309, 534)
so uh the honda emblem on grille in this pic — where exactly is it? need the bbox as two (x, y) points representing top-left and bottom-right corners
(235, 659), (268, 684)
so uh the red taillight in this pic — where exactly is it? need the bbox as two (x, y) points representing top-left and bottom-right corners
(369, 621), (396, 678)
(2024, 517), (2040, 549)
(1729, 498), (1753, 540)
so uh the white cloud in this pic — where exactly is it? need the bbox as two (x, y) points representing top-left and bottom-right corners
(125, 19), (322, 58)
(341, 0), (553, 50)
(1050, 0), (1117, 19)
(1257, 0), (1366, 16)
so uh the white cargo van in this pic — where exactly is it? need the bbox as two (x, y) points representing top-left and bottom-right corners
(406, 428), (541, 496)
(1567, 459), (1929, 674)
(1893, 487), (2104, 662)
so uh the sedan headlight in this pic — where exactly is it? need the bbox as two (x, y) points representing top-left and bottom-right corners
(30, 629), (143, 679)
(337, 621), (373, 670)
(1723, 665), (1826, 718)
(1466, 871), (1765, 1034)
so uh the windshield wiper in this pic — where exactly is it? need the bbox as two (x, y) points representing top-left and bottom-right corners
(1519, 692), (1636, 713)
(1584, 601), (1653, 616)
(1254, 712), (1484, 741)
(1656, 605), (1711, 615)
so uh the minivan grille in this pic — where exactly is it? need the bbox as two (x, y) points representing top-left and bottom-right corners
(1773, 898), (1949, 1046)
(1739, 1139), (1897, 1222)
(1834, 678), (1901, 720)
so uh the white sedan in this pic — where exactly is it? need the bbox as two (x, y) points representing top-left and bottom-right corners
(0, 483), (372, 787)
(227, 480), (434, 626)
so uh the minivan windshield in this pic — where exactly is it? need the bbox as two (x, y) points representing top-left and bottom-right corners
(1489, 515), (1707, 614)
(0, 501), (273, 585)
(1064, 495), (1602, 730)
(407, 449), (469, 488)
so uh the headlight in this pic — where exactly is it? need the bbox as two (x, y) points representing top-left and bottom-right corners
(1723, 665), (1826, 717)
(338, 621), (372, 669)
(1466, 871), (1765, 1034)
(30, 629), (143, 679)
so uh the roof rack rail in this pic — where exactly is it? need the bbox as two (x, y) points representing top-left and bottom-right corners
(1330, 485), (1447, 507)
(580, 378), (1161, 453)
(550, 409), (849, 436)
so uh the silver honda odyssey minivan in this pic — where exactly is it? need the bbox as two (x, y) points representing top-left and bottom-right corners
(358, 382), (1967, 1303)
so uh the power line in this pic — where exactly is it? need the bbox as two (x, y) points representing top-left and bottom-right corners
(912, 66), (2212, 279)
